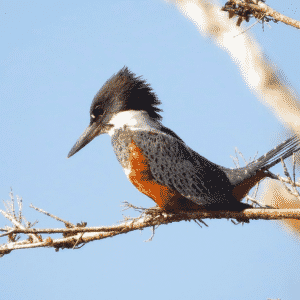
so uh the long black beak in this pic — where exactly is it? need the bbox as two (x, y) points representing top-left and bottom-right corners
(67, 122), (102, 158)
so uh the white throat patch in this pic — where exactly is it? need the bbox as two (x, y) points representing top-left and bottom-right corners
(107, 110), (161, 136)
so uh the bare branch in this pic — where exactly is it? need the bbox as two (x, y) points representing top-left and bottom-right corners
(280, 158), (300, 198)
(29, 204), (75, 228)
(0, 199), (41, 244)
(269, 172), (300, 188)
(222, 0), (300, 30)
(1, 152), (300, 256)
(1, 205), (300, 256)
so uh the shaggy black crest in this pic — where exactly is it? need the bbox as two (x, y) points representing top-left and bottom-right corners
(90, 67), (162, 122)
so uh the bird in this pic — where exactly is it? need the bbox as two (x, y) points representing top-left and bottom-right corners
(68, 66), (300, 213)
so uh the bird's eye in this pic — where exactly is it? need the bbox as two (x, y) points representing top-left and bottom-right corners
(91, 106), (104, 118)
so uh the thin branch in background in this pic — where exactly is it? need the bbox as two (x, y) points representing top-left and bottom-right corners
(252, 182), (260, 199)
(280, 158), (300, 198)
(269, 172), (300, 188)
(171, 0), (300, 136)
(277, 173), (295, 196)
(293, 153), (296, 185)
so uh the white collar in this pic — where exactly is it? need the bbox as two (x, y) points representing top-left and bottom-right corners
(107, 110), (161, 136)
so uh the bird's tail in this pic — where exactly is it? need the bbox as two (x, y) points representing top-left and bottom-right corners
(249, 135), (300, 172)
(224, 135), (300, 203)
(224, 135), (300, 187)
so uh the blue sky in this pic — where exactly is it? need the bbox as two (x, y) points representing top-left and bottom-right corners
(1, 0), (300, 299)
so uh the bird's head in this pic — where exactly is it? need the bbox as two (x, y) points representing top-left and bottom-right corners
(67, 66), (162, 158)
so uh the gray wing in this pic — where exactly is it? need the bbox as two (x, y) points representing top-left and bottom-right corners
(132, 130), (235, 206)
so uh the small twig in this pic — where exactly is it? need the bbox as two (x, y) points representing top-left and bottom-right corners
(194, 219), (203, 228)
(252, 181), (260, 199)
(9, 190), (15, 219)
(246, 196), (273, 208)
(234, 17), (261, 37)
(236, 147), (248, 165)
(29, 220), (39, 228)
(270, 173), (300, 188)
(195, 219), (209, 227)
(293, 153), (296, 185)
(72, 233), (84, 249)
(121, 201), (147, 213)
(252, 151), (259, 162)
(2, 200), (12, 216)
(280, 158), (300, 197)
(0, 209), (40, 243)
(230, 155), (240, 168)
(17, 196), (23, 223)
(144, 225), (157, 242)
(29, 204), (75, 228)
(0, 229), (16, 238)
(281, 157), (289, 178)
(277, 174), (298, 198)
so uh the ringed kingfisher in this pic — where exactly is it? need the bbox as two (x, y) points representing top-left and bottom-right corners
(68, 67), (300, 213)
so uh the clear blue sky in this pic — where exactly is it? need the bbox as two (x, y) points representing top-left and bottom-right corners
(1, 1), (300, 299)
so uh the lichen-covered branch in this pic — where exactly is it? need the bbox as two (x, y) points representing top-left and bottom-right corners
(222, 0), (300, 30)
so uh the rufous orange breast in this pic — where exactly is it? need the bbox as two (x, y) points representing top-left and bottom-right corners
(127, 140), (201, 212)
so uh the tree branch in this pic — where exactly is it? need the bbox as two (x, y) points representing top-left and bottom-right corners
(1, 152), (300, 257)
(222, 0), (300, 30)
(1, 200), (300, 257)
